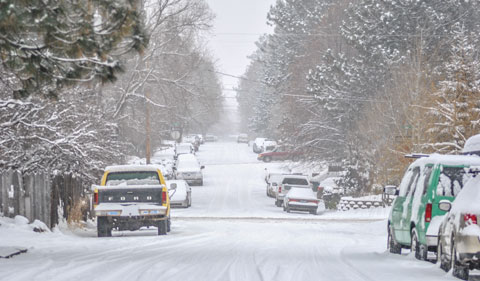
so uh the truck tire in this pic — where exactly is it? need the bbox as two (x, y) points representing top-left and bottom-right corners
(97, 217), (111, 237)
(158, 219), (167, 235)
(167, 217), (171, 232)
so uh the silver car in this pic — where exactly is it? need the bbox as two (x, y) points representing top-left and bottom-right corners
(437, 175), (480, 280)
(168, 180), (192, 208)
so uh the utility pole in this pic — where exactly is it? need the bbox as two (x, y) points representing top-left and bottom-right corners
(145, 90), (151, 164)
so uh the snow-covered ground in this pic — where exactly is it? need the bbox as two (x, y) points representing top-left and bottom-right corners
(0, 142), (471, 280)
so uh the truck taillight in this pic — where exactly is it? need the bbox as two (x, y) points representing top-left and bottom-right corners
(94, 192), (99, 205)
(162, 191), (167, 203)
(464, 214), (477, 225)
(425, 203), (432, 223)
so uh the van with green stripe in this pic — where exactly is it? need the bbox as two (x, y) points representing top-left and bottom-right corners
(386, 154), (480, 259)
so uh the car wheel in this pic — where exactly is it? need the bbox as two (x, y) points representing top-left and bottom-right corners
(263, 156), (272, 163)
(438, 236), (451, 272)
(411, 228), (421, 260)
(292, 155), (299, 162)
(388, 225), (402, 254)
(451, 237), (469, 280)
(286, 206), (291, 213)
(188, 193), (192, 207)
(158, 219), (168, 235)
(310, 209), (317, 215)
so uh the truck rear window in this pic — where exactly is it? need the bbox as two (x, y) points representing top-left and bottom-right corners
(436, 167), (471, 197)
(282, 178), (309, 185)
(106, 171), (160, 186)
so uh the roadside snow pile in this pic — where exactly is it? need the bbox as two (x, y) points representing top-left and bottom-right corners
(0, 216), (51, 259)
(1, 215), (50, 233)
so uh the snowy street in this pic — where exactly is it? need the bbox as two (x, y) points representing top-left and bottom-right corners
(0, 142), (463, 281)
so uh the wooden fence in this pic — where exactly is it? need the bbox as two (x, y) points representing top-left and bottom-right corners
(0, 170), (89, 228)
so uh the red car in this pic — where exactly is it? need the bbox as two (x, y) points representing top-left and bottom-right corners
(257, 146), (301, 162)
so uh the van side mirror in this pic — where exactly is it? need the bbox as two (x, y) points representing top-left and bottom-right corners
(438, 200), (452, 212)
(384, 185), (398, 196)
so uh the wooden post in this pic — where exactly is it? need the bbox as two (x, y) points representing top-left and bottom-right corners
(145, 91), (151, 164)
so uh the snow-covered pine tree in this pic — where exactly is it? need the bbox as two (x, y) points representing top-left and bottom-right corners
(0, 0), (147, 98)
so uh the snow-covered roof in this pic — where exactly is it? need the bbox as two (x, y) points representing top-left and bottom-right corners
(104, 165), (161, 173)
(411, 154), (480, 167)
(281, 174), (309, 179)
(450, 176), (480, 214)
(463, 134), (480, 155)
(177, 154), (198, 161)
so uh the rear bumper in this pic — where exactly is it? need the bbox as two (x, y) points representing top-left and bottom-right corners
(457, 235), (480, 256)
(101, 215), (167, 231)
(170, 199), (188, 208)
(426, 235), (438, 247)
(288, 202), (318, 212)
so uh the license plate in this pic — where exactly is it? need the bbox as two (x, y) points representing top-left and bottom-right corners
(107, 211), (119, 215)
(150, 210), (159, 214)
(300, 200), (308, 203)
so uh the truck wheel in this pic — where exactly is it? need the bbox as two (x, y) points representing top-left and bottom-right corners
(97, 217), (111, 237)
(167, 217), (171, 232)
(158, 219), (167, 235)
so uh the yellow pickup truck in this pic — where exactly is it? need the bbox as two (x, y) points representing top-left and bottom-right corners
(92, 165), (172, 237)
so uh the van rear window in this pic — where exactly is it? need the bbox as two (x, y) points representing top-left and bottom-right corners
(282, 178), (309, 185)
(436, 167), (471, 197)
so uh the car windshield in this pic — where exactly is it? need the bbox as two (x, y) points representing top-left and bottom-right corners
(106, 171), (160, 186)
(282, 177), (309, 185)
(436, 167), (472, 197)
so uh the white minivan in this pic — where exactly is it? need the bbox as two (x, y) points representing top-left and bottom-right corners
(174, 154), (204, 186)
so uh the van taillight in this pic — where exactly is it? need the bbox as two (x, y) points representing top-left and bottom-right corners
(464, 214), (477, 225)
(425, 203), (432, 223)
(162, 191), (167, 203)
(94, 192), (99, 205)
(279, 186), (282, 193)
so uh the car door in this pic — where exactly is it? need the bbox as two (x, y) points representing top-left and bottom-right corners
(391, 166), (419, 245)
(402, 166), (421, 243)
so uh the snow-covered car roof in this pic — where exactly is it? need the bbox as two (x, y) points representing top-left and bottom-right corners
(463, 134), (480, 155)
(177, 154), (198, 162)
(282, 174), (309, 180)
(411, 154), (480, 167)
(104, 165), (161, 173)
(320, 177), (341, 187)
(451, 176), (480, 214)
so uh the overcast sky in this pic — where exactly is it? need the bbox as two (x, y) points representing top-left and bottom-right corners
(205, 0), (276, 92)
